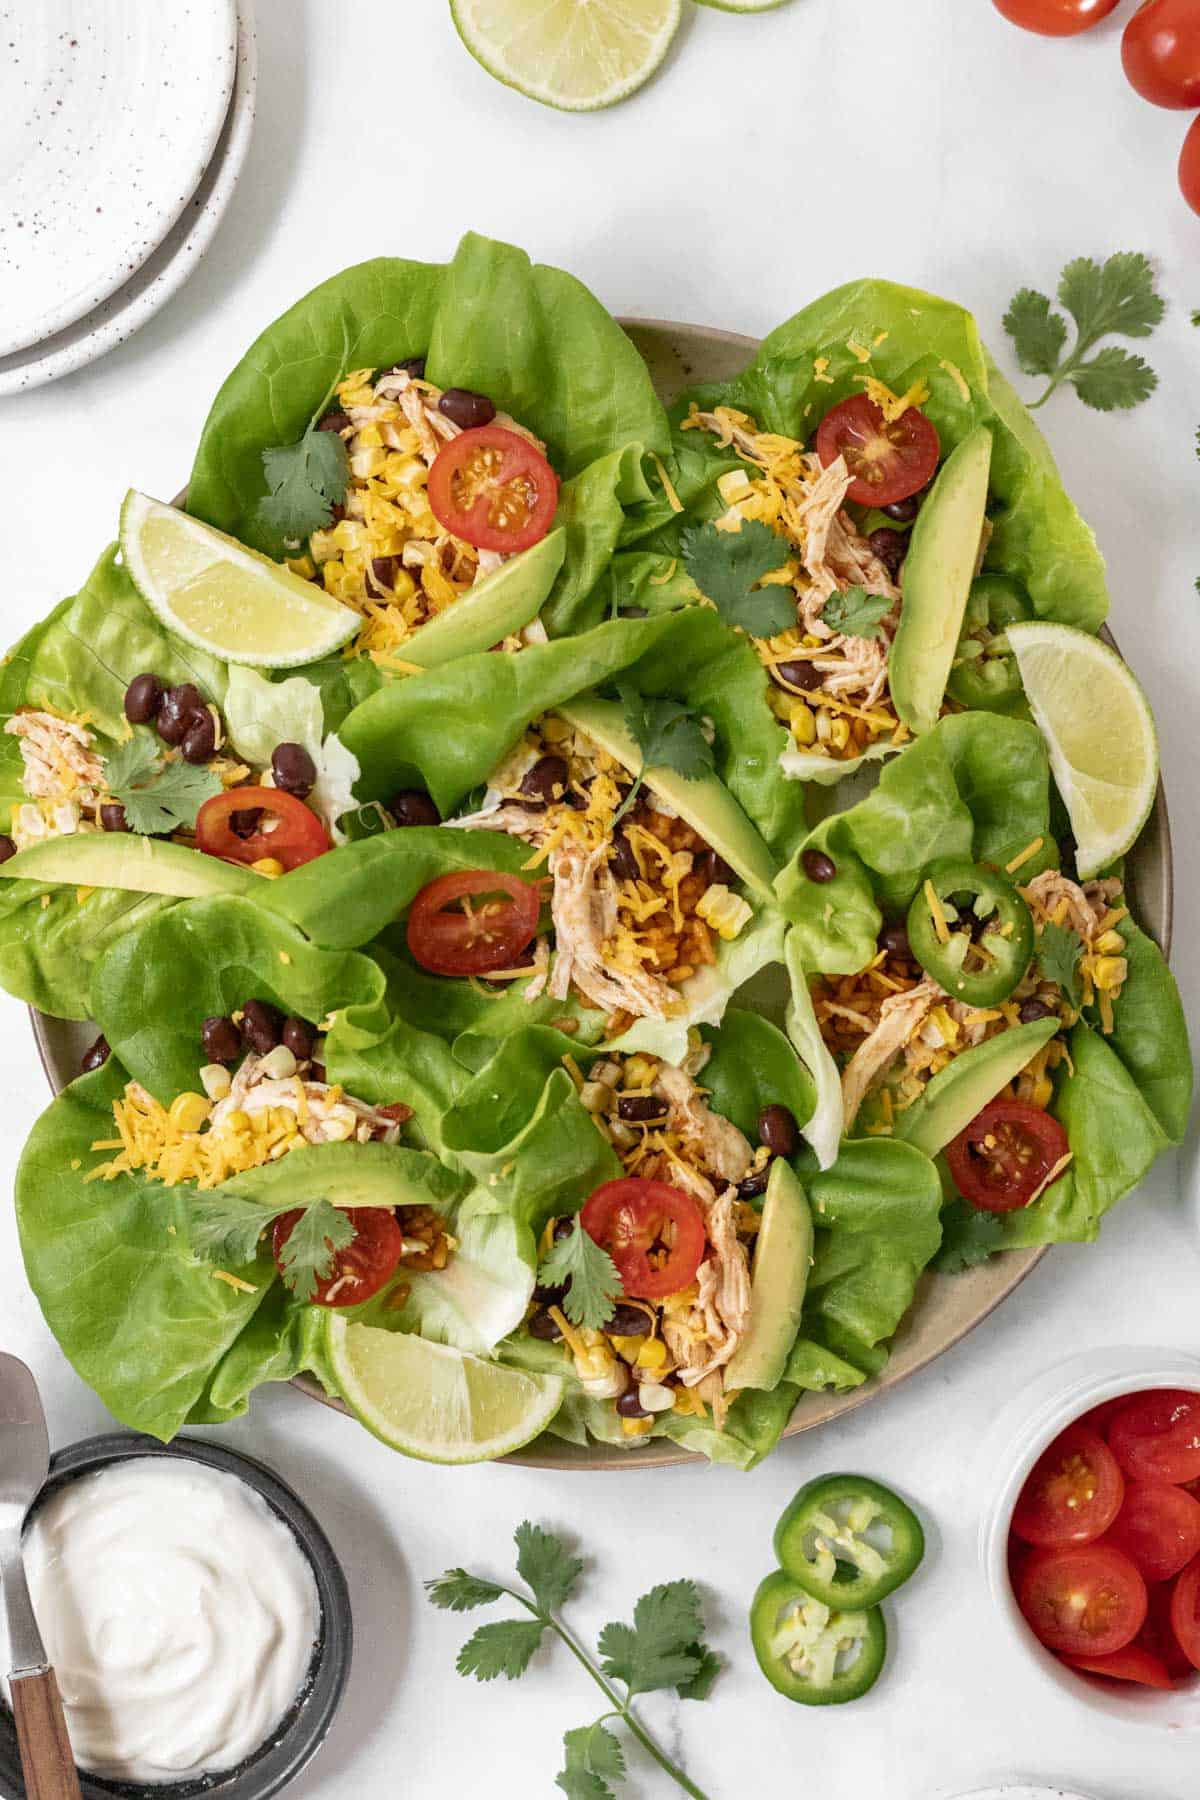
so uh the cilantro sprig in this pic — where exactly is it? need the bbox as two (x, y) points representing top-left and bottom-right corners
(191, 1193), (381, 1301)
(823, 585), (892, 640)
(1036, 919), (1083, 1010)
(1003, 252), (1163, 412)
(104, 735), (222, 835)
(537, 1220), (624, 1330)
(428, 1523), (718, 1800)
(933, 1201), (1004, 1275)
(680, 519), (793, 637)
(256, 372), (352, 546)
(611, 683), (715, 828)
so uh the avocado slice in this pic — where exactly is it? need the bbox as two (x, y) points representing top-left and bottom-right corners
(555, 694), (778, 902)
(893, 1016), (1059, 1157)
(725, 1158), (813, 1393)
(400, 529), (565, 671)
(1, 834), (260, 898)
(890, 426), (993, 737)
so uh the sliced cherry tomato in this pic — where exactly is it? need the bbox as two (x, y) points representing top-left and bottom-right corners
(406, 870), (541, 977)
(1122, 0), (1200, 108)
(1180, 114), (1200, 218)
(814, 394), (939, 508)
(946, 1097), (1070, 1213)
(272, 1205), (402, 1307)
(1063, 1645), (1175, 1689)
(1170, 1556), (1200, 1671)
(1012, 1424), (1125, 1548)
(991, 0), (1119, 34)
(1017, 1544), (1147, 1656)
(581, 1177), (707, 1301)
(1079, 1395), (1138, 1437)
(1104, 1483), (1200, 1583)
(428, 425), (559, 553)
(195, 786), (330, 871)
(1108, 1389), (1200, 1485)
(1139, 1580), (1199, 1680)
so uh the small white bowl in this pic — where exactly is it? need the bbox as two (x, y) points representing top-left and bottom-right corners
(977, 1345), (1200, 1731)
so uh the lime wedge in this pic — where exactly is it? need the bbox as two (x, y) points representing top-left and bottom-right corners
(451, 0), (682, 112)
(120, 491), (360, 668)
(1007, 621), (1159, 880)
(325, 1316), (563, 1463)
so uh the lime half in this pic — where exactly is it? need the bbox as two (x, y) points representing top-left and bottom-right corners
(120, 491), (360, 669)
(451, 0), (683, 112)
(1007, 621), (1159, 879)
(325, 1316), (564, 1463)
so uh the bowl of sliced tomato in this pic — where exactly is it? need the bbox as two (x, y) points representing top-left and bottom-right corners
(981, 1348), (1200, 1724)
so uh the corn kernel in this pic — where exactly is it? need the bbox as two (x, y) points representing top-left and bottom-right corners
(620, 1416), (655, 1439)
(223, 1109), (251, 1134)
(168, 1092), (210, 1134)
(609, 1335), (646, 1362)
(814, 707), (832, 744)
(829, 717), (851, 752)
(635, 1339), (668, 1372)
(1030, 1075), (1054, 1108)
(1091, 956), (1126, 992)
(260, 1045), (298, 1081)
(622, 1055), (659, 1091)
(791, 702), (816, 746)
(251, 858), (285, 878)
(199, 1064), (232, 1101)
(1094, 929), (1125, 955)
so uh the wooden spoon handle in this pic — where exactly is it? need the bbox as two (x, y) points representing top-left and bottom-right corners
(10, 1667), (82, 1800)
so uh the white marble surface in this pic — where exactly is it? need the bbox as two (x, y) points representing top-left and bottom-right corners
(2, 1), (1199, 1795)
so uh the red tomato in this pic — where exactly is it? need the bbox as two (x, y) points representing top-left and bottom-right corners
(1180, 114), (1200, 217)
(1079, 1395), (1138, 1437)
(581, 1177), (708, 1301)
(1105, 1484), (1200, 1583)
(946, 1097), (1070, 1213)
(272, 1205), (402, 1307)
(1169, 1556), (1200, 1671)
(1063, 1645), (1175, 1689)
(1108, 1390), (1200, 1485)
(406, 870), (542, 977)
(1018, 1544), (1147, 1655)
(1138, 1580), (1197, 1680)
(428, 426), (559, 553)
(814, 394), (939, 508)
(991, 0), (1120, 33)
(1122, 0), (1200, 107)
(195, 786), (330, 871)
(1012, 1424), (1125, 1547)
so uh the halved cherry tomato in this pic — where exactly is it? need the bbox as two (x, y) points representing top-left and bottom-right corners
(272, 1205), (402, 1307)
(1122, 0), (1200, 108)
(1108, 1389), (1200, 1486)
(1079, 1395), (1137, 1437)
(946, 1097), (1070, 1213)
(1138, 1579), (1197, 1680)
(1105, 1483), (1200, 1583)
(1063, 1645), (1175, 1689)
(1017, 1544), (1147, 1655)
(1169, 1556), (1200, 1671)
(406, 870), (542, 977)
(1180, 114), (1200, 218)
(991, 0), (1119, 33)
(428, 426), (559, 553)
(195, 786), (330, 871)
(815, 394), (940, 509)
(581, 1177), (707, 1301)
(1012, 1424), (1125, 1548)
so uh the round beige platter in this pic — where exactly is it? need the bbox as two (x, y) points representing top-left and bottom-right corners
(30, 319), (1174, 1471)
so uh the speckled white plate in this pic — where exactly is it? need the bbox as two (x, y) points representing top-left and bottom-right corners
(0, 0), (238, 359)
(0, 3), (255, 397)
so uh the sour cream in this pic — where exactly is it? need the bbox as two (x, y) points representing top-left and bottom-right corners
(18, 1457), (320, 1784)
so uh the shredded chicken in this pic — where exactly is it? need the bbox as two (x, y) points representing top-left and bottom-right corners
(5, 708), (107, 849)
(841, 976), (944, 1130)
(547, 839), (679, 1019)
(663, 1185), (753, 1392)
(654, 1063), (753, 1186)
(1022, 869), (1109, 944)
(209, 1053), (407, 1147)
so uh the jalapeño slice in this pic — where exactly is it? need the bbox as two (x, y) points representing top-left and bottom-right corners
(750, 1570), (886, 1706)
(946, 573), (1032, 714)
(907, 857), (1034, 1007)
(774, 1474), (926, 1610)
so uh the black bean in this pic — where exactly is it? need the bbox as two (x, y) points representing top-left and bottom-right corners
(0, 835), (15, 865)
(616, 1388), (651, 1419)
(532, 1282), (567, 1308)
(156, 683), (205, 747)
(552, 1217), (574, 1243)
(607, 1303), (652, 1338)
(438, 388), (496, 430)
(879, 921), (911, 960)
(389, 789), (440, 828)
(696, 847), (736, 887)
(519, 756), (571, 807)
(380, 357), (426, 382)
(802, 848), (837, 884)
(81, 1034), (110, 1073)
(241, 998), (283, 1055)
(281, 1015), (315, 1060)
(770, 658), (823, 694)
(369, 556), (400, 592)
(867, 528), (909, 578)
(528, 1308), (564, 1342)
(1019, 998), (1056, 1025)
(201, 1015), (242, 1063)
(230, 807), (264, 840)
(330, 503), (346, 525)
(317, 410), (351, 433)
(124, 672), (163, 724)
(610, 828), (640, 883)
(617, 1094), (669, 1123)
(272, 742), (317, 798)
(882, 494), (922, 523)
(100, 802), (129, 833)
(737, 1165), (771, 1200)
(181, 710), (217, 764)
(758, 1104), (799, 1158)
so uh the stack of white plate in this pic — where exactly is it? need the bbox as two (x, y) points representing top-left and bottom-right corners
(0, 0), (257, 396)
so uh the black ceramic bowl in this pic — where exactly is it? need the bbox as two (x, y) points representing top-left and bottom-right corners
(0, 1433), (352, 1800)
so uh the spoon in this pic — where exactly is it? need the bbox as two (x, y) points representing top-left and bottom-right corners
(0, 1354), (81, 1800)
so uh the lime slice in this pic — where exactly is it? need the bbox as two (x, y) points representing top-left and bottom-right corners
(325, 1316), (564, 1463)
(451, 0), (683, 112)
(694, 0), (791, 10)
(1007, 621), (1159, 880)
(120, 490), (360, 668)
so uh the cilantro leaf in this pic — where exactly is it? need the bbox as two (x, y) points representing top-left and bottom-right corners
(1036, 919), (1083, 1009)
(456, 1619), (547, 1683)
(680, 519), (794, 636)
(189, 1191), (280, 1267)
(1058, 252), (1164, 344)
(557, 1723), (626, 1800)
(425, 1569), (507, 1613)
(104, 734), (222, 835)
(822, 585), (892, 640)
(598, 1581), (706, 1698)
(934, 1201), (1004, 1275)
(1068, 345), (1157, 412)
(1002, 288), (1069, 377)
(515, 1523), (582, 1616)
(274, 1199), (355, 1303)
(1003, 252), (1163, 412)
(258, 426), (349, 545)
(538, 1222), (623, 1330)
(617, 685), (715, 784)
(676, 1645), (722, 1702)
